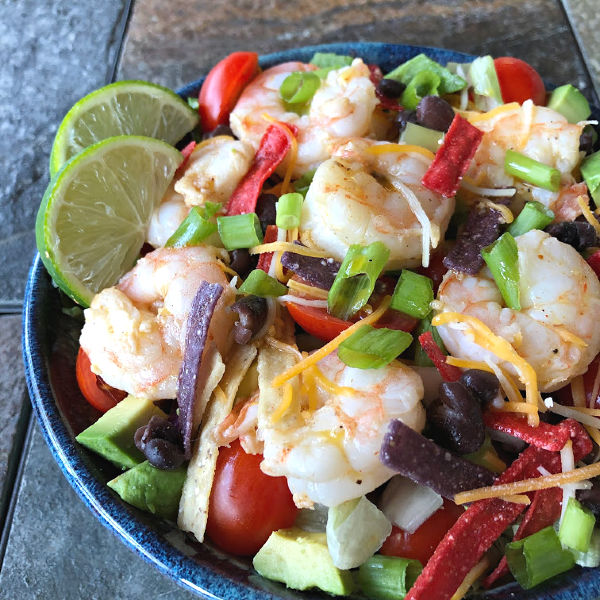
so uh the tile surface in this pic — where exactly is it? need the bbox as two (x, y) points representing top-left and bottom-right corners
(0, 423), (195, 600)
(0, 0), (130, 310)
(118, 0), (595, 100)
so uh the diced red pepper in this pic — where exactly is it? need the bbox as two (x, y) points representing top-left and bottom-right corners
(175, 140), (197, 176)
(416, 247), (449, 294)
(406, 419), (591, 600)
(483, 486), (562, 587)
(588, 250), (600, 279)
(225, 123), (296, 215)
(256, 224), (278, 272)
(421, 114), (483, 198)
(483, 412), (571, 452)
(418, 331), (462, 382)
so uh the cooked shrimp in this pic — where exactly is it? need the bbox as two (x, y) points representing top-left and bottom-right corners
(79, 246), (236, 400)
(299, 139), (454, 268)
(229, 59), (378, 176)
(466, 101), (587, 212)
(260, 353), (425, 507)
(435, 229), (600, 392)
(147, 136), (254, 247)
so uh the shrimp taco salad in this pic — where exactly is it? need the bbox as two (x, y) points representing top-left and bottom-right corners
(35, 47), (600, 599)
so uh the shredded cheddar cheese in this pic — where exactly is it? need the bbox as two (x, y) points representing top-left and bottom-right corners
(465, 102), (520, 123)
(585, 424), (600, 447)
(577, 195), (600, 237)
(366, 143), (436, 161)
(271, 382), (294, 423)
(261, 113), (298, 195)
(250, 241), (331, 259)
(450, 558), (490, 600)
(445, 356), (494, 373)
(454, 461), (600, 505)
(433, 312), (542, 425)
(216, 259), (241, 279)
(492, 401), (539, 415)
(287, 279), (329, 300)
(309, 365), (356, 396)
(271, 296), (392, 388)
(481, 200), (514, 224)
(571, 375), (587, 407)
(555, 327), (588, 349)
(571, 407), (600, 417)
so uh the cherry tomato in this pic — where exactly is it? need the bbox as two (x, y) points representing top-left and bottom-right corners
(380, 499), (464, 565)
(286, 302), (351, 342)
(206, 439), (298, 556)
(416, 247), (449, 294)
(75, 347), (126, 413)
(494, 57), (546, 105)
(198, 52), (260, 132)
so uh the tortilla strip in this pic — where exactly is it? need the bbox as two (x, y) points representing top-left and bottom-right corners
(178, 344), (257, 540)
(257, 341), (302, 431)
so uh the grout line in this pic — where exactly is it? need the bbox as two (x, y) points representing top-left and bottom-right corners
(558, 0), (600, 104)
(0, 411), (34, 570)
(110, 0), (136, 83)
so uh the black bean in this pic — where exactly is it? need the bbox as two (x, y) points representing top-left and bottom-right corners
(580, 125), (596, 155)
(545, 221), (599, 252)
(577, 482), (600, 517)
(134, 416), (185, 470)
(255, 193), (278, 233)
(416, 96), (455, 132)
(230, 295), (268, 344)
(144, 438), (186, 470)
(427, 381), (485, 454)
(228, 249), (256, 279)
(377, 78), (405, 98)
(394, 109), (417, 135)
(460, 369), (500, 404)
(201, 123), (235, 140)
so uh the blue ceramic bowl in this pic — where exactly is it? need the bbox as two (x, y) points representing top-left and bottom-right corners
(22, 42), (600, 600)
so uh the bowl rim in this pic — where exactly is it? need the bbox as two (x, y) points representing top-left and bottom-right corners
(22, 41), (600, 600)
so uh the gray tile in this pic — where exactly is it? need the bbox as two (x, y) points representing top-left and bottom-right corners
(117, 0), (594, 100)
(0, 315), (29, 517)
(562, 0), (600, 99)
(0, 0), (130, 310)
(0, 423), (196, 600)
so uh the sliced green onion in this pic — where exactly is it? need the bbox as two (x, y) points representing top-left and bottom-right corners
(504, 149), (561, 192)
(165, 202), (221, 247)
(357, 555), (422, 600)
(385, 53), (466, 95)
(238, 269), (287, 297)
(338, 326), (413, 369)
(469, 55), (503, 105)
(548, 84), (591, 124)
(390, 271), (434, 319)
(280, 72), (321, 105)
(276, 192), (303, 230)
(413, 312), (446, 367)
(216, 213), (263, 251)
(481, 232), (521, 310)
(401, 70), (441, 111)
(310, 52), (354, 77)
(187, 96), (199, 110)
(328, 242), (390, 320)
(400, 122), (444, 153)
(507, 201), (555, 237)
(293, 168), (316, 197)
(572, 529), (600, 567)
(505, 526), (575, 590)
(559, 497), (596, 553)
(581, 150), (600, 204)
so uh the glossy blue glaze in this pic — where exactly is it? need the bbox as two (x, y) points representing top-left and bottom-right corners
(23, 42), (600, 600)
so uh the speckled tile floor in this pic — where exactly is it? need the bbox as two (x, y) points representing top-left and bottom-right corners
(4, 0), (600, 598)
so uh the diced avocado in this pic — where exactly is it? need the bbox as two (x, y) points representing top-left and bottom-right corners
(107, 460), (186, 521)
(76, 395), (166, 469)
(582, 150), (600, 204)
(253, 527), (355, 596)
(548, 84), (591, 123)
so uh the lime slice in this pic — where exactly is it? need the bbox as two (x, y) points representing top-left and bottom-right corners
(37, 135), (183, 306)
(49, 80), (197, 176)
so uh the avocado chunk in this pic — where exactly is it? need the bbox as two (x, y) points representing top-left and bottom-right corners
(253, 527), (355, 596)
(108, 460), (186, 521)
(76, 395), (166, 469)
(548, 84), (591, 123)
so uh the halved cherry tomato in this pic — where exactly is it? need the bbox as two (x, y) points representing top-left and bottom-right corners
(379, 498), (464, 565)
(206, 439), (298, 556)
(494, 57), (546, 105)
(198, 51), (260, 132)
(75, 347), (126, 413)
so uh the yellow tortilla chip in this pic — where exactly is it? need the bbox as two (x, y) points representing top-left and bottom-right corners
(178, 344), (257, 541)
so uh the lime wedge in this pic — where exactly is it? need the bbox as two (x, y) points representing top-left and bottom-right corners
(49, 80), (197, 176)
(37, 135), (183, 306)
